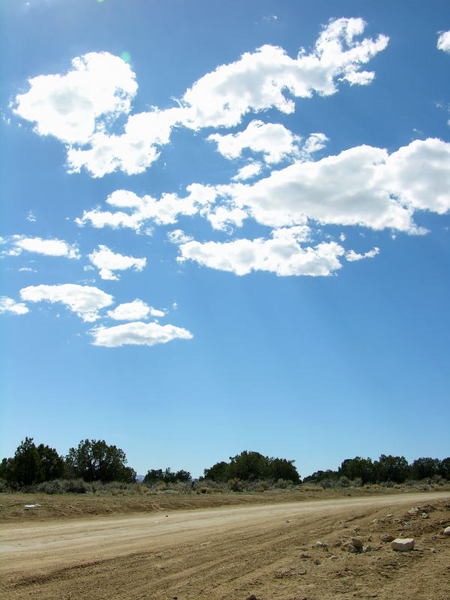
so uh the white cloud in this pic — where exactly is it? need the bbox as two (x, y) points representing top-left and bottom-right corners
(232, 162), (263, 181)
(437, 31), (450, 53)
(90, 321), (193, 347)
(7, 235), (80, 259)
(88, 245), (147, 280)
(13, 52), (137, 144)
(167, 229), (194, 245)
(208, 120), (301, 164)
(13, 19), (387, 178)
(0, 296), (29, 315)
(76, 184), (216, 232)
(218, 138), (450, 232)
(107, 299), (165, 321)
(383, 138), (450, 214)
(20, 284), (113, 321)
(182, 18), (388, 129)
(302, 133), (329, 156)
(178, 230), (345, 276)
(26, 211), (37, 222)
(66, 107), (183, 177)
(204, 205), (249, 232)
(346, 247), (380, 262)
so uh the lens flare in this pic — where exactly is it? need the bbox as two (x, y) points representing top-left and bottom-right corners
(120, 51), (131, 63)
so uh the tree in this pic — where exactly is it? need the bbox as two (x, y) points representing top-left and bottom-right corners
(228, 451), (269, 481)
(303, 469), (339, 483)
(0, 457), (15, 483)
(65, 439), (136, 483)
(37, 444), (65, 481)
(339, 457), (376, 484)
(203, 461), (230, 482)
(13, 437), (43, 486)
(267, 457), (300, 483)
(144, 468), (191, 484)
(438, 457), (450, 480)
(204, 451), (301, 483)
(410, 457), (440, 480)
(374, 454), (409, 483)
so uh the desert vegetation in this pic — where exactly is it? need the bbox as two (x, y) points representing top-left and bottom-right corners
(0, 437), (449, 495)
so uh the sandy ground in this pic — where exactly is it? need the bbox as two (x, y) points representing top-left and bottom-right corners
(1, 491), (449, 600)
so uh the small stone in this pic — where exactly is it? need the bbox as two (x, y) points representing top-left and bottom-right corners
(443, 526), (450, 536)
(391, 538), (415, 552)
(314, 559), (321, 565)
(351, 537), (363, 549)
(330, 555), (338, 560)
(407, 507), (419, 516)
(313, 541), (328, 549)
(300, 553), (311, 559)
(381, 534), (395, 543)
(421, 513), (429, 519)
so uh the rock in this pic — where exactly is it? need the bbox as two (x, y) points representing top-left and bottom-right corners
(443, 526), (450, 536)
(391, 538), (415, 552)
(313, 541), (328, 549)
(421, 513), (429, 519)
(342, 542), (360, 553)
(363, 545), (375, 553)
(300, 553), (311, 559)
(407, 507), (419, 516)
(351, 537), (363, 549)
(314, 559), (321, 565)
(381, 534), (395, 543)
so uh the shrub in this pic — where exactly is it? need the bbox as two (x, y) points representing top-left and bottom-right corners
(228, 478), (244, 492)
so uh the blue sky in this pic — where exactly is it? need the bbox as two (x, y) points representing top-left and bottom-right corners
(1, 0), (449, 478)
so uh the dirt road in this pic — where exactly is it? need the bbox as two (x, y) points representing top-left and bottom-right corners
(1, 491), (449, 599)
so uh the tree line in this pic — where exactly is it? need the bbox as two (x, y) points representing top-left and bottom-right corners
(304, 455), (450, 485)
(1, 438), (449, 489)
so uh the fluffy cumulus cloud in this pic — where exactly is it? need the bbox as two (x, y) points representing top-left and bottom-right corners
(107, 299), (165, 321)
(76, 137), (450, 242)
(346, 247), (380, 262)
(76, 185), (216, 232)
(0, 296), (29, 315)
(20, 284), (113, 322)
(177, 228), (345, 276)
(66, 107), (184, 177)
(13, 18), (388, 178)
(182, 18), (388, 129)
(5, 235), (80, 259)
(13, 52), (137, 144)
(208, 120), (301, 164)
(207, 139), (450, 232)
(88, 245), (147, 280)
(383, 138), (450, 214)
(232, 162), (263, 181)
(437, 31), (450, 52)
(90, 321), (193, 347)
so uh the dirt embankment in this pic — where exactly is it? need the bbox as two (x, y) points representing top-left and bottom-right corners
(1, 485), (448, 523)
(1, 491), (449, 600)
